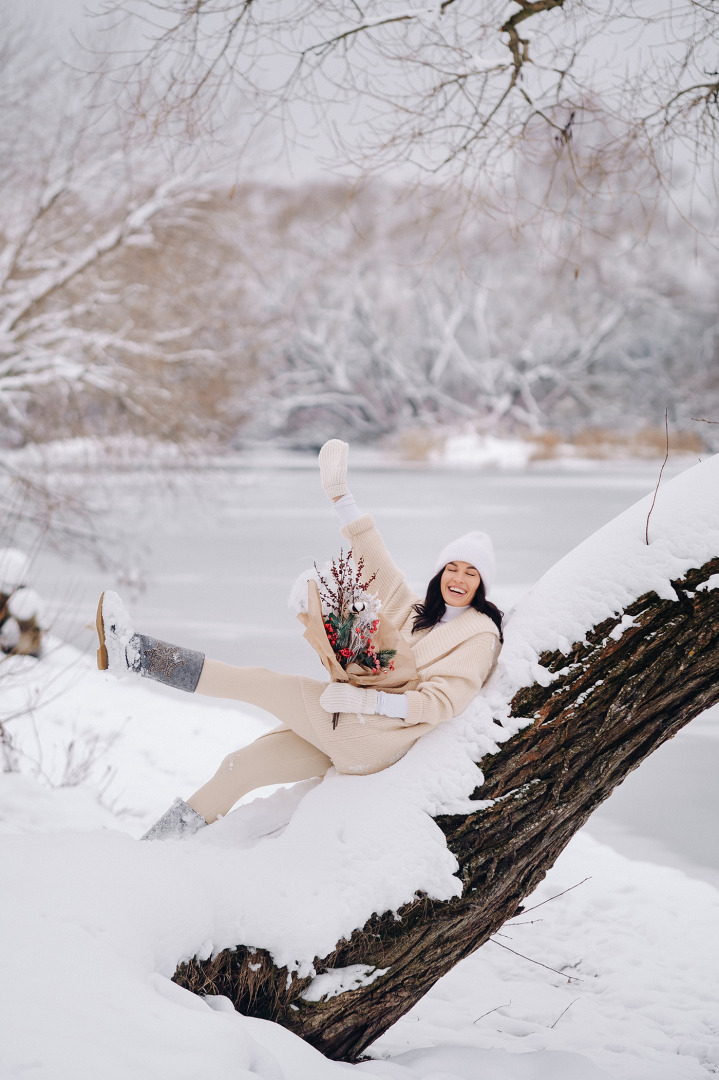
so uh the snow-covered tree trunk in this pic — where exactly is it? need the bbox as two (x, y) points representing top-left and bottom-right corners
(173, 459), (719, 1062)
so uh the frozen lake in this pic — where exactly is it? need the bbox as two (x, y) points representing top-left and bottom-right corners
(31, 458), (719, 887)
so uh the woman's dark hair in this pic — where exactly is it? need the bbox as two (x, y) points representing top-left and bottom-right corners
(412, 568), (504, 642)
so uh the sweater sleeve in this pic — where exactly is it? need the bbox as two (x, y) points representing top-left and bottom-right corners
(340, 513), (419, 611)
(403, 633), (499, 728)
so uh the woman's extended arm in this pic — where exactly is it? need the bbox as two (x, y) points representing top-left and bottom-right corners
(318, 440), (416, 610)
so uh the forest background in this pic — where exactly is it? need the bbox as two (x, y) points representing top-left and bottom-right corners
(2, 0), (718, 463)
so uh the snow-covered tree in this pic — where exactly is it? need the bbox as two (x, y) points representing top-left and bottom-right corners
(0, 31), (248, 448)
(174, 454), (719, 1061)
(226, 181), (719, 445)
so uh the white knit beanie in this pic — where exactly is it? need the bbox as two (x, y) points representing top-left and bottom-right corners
(434, 531), (496, 595)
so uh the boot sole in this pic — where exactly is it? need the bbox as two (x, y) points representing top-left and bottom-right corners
(96, 592), (108, 671)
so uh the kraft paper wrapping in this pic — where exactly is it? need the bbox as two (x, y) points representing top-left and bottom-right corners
(297, 579), (417, 689)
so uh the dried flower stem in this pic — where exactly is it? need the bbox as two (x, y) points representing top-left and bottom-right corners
(645, 409), (669, 546)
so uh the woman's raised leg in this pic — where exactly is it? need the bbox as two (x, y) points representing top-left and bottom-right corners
(186, 727), (332, 823)
(96, 597), (328, 747)
(196, 660), (326, 747)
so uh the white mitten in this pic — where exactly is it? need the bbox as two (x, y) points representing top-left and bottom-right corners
(320, 682), (378, 715)
(318, 440), (349, 500)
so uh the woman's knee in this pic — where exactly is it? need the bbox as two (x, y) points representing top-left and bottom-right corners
(216, 750), (244, 776)
(216, 733), (284, 776)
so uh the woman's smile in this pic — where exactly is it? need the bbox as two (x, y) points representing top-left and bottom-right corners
(440, 561), (481, 607)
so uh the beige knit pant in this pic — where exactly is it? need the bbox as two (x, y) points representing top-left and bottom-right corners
(187, 660), (332, 823)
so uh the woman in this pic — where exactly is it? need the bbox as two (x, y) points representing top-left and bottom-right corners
(96, 440), (503, 839)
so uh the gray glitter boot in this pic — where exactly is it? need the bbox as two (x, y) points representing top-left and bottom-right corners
(141, 797), (208, 841)
(96, 591), (205, 692)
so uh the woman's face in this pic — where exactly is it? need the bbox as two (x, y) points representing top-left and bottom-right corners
(440, 561), (481, 607)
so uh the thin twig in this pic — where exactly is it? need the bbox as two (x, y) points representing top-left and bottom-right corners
(519, 876), (591, 916)
(691, 416), (719, 424)
(473, 1000), (511, 1023)
(550, 997), (580, 1028)
(645, 408), (669, 546)
(488, 939), (581, 982)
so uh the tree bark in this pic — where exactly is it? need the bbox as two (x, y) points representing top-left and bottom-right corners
(173, 555), (719, 1062)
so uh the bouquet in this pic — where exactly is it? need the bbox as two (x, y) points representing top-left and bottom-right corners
(315, 550), (396, 676)
(294, 549), (418, 727)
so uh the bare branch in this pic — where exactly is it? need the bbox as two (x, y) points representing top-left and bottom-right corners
(500, 0), (567, 79)
(88, 0), (719, 239)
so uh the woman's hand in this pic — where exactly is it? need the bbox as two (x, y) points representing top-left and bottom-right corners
(320, 682), (378, 715)
(318, 440), (349, 501)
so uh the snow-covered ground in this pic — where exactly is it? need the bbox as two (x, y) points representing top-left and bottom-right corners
(1, 456), (718, 1078)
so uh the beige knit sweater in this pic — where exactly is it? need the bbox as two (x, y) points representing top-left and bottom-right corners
(299, 514), (501, 774)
